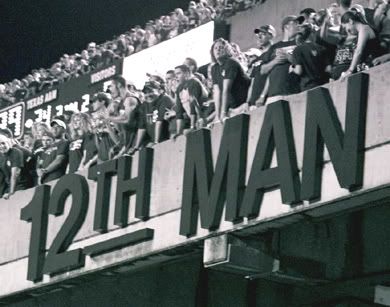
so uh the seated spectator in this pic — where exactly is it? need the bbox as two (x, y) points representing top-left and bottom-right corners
(68, 113), (97, 173)
(37, 116), (70, 184)
(131, 80), (174, 152)
(175, 8), (190, 34)
(259, 16), (301, 104)
(210, 38), (250, 122)
(0, 134), (34, 199)
(22, 132), (35, 152)
(290, 24), (330, 91)
(0, 84), (14, 109)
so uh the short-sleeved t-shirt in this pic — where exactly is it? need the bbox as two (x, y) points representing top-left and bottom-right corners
(248, 51), (271, 105)
(68, 132), (97, 173)
(211, 57), (250, 108)
(41, 139), (69, 183)
(292, 42), (330, 91)
(262, 40), (301, 97)
(0, 147), (32, 191)
(176, 78), (206, 119)
(137, 94), (173, 142)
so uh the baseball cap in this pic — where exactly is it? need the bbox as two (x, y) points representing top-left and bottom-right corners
(281, 15), (299, 29)
(50, 116), (67, 129)
(142, 80), (161, 93)
(254, 25), (277, 38)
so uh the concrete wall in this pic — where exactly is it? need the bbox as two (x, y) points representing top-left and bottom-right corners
(2, 63), (390, 298)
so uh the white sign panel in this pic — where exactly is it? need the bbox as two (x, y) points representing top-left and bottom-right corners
(122, 22), (214, 88)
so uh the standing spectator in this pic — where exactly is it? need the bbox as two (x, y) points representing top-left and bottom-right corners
(373, 0), (390, 50)
(37, 116), (70, 184)
(260, 16), (301, 104)
(166, 70), (177, 98)
(31, 122), (51, 153)
(337, 0), (353, 15)
(174, 64), (208, 136)
(247, 25), (276, 107)
(299, 8), (317, 25)
(107, 76), (140, 157)
(89, 93), (119, 163)
(188, 2), (201, 29)
(131, 80), (173, 152)
(290, 24), (330, 91)
(22, 132), (35, 152)
(210, 38), (250, 122)
(0, 134), (33, 199)
(34, 131), (54, 185)
(183, 57), (206, 84)
(68, 113), (97, 173)
(332, 10), (380, 80)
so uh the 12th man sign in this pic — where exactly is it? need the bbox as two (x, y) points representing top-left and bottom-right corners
(18, 73), (369, 283)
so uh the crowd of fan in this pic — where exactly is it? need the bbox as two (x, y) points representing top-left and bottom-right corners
(2, 0), (390, 199)
(0, 0), (264, 109)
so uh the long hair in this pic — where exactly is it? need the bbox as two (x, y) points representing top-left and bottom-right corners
(69, 112), (92, 140)
(31, 122), (50, 140)
(210, 38), (231, 63)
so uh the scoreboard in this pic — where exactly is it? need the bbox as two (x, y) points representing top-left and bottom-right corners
(1, 60), (123, 138)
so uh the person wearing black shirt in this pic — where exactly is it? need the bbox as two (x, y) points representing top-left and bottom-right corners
(290, 24), (330, 91)
(38, 117), (70, 184)
(174, 64), (208, 136)
(247, 25), (276, 107)
(0, 134), (33, 199)
(68, 113), (97, 173)
(107, 76), (140, 158)
(210, 38), (250, 122)
(260, 16), (301, 103)
(131, 81), (173, 151)
(89, 93), (120, 163)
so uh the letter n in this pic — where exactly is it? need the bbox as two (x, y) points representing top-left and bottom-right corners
(301, 73), (369, 200)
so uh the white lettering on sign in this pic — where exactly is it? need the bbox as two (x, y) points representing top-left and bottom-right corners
(90, 65), (116, 84)
(26, 90), (58, 110)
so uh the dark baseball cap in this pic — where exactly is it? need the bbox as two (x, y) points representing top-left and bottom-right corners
(142, 80), (161, 93)
(254, 25), (277, 38)
(281, 15), (300, 29)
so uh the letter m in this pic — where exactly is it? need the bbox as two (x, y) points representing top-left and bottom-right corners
(180, 114), (249, 237)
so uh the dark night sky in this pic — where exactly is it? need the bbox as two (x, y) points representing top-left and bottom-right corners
(0, 0), (190, 83)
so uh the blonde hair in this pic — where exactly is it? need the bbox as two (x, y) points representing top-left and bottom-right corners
(69, 113), (92, 140)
